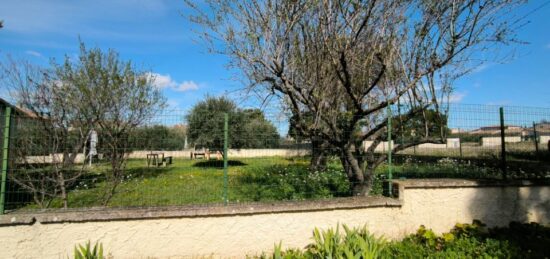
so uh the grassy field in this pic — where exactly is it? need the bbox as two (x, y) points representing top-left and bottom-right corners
(14, 146), (549, 210)
(45, 157), (304, 208)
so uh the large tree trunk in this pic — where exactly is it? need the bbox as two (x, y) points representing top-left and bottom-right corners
(310, 136), (329, 172)
(339, 145), (371, 196)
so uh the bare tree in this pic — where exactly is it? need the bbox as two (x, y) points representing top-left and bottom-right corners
(187, 0), (524, 195)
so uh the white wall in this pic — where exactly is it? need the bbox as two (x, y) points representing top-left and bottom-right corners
(1, 181), (548, 258)
(481, 136), (521, 146)
(128, 149), (311, 159)
(540, 135), (550, 145)
(362, 140), (394, 152)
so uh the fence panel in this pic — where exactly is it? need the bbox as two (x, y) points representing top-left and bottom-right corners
(1, 104), (549, 212)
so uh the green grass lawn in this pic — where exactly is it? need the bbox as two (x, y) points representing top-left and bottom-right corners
(17, 149), (549, 210)
(46, 157), (306, 208)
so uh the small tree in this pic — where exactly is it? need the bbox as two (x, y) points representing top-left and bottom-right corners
(57, 43), (166, 205)
(1, 42), (165, 207)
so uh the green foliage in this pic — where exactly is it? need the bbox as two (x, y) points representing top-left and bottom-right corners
(256, 225), (385, 259)
(238, 164), (350, 201)
(259, 222), (550, 259)
(128, 125), (186, 151)
(186, 96), (279, 149)
(383, 222), (519, 258)
(73, 241), (104, 259)
(306, 225), (385, 259)
(272, 242), (304, 259)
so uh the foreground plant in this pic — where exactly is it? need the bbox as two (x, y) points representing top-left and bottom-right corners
(257, 221), (550, 258)
(257, 224), (385, 259)
(73, 241), (104, 259)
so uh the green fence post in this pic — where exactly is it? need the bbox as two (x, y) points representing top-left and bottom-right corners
(387, 106), (393, 196)
(0, 107), (12, 214)
(499, 107), (507, 180)
(533, 122), (539, 155)
(223, 113), (229, 205)
(459, 131), (463, 158)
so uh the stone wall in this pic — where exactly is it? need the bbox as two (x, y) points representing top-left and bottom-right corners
(0, 179), (548, 258)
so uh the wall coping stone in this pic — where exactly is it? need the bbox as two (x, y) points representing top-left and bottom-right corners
(391, 178), (550, 189)
(0, 196), (400, 226)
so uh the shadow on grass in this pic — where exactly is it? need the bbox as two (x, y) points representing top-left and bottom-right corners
(192, 160), (247, 168)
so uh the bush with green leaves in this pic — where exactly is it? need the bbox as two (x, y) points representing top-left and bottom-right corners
(383, 222), (519, 258)
(256, 221), (550, 259)
(238, 164), (350, 201)
(256, 224), (385, 259)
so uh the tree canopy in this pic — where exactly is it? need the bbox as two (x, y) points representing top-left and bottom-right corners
(186, 96), (280, 149)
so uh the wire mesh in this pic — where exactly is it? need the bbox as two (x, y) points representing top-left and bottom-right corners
(0, 103), (549, 212)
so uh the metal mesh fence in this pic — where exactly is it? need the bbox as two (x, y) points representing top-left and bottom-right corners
(0, 103), (549, 212)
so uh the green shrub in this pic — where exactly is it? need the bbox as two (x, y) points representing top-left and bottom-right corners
(257, 221), (550, 258)
(73, 241), (104, 259)
(238, 164), (350, 201)
(383, 222), (519, 258)
(306, 225), (385, 259)
(255, 224), (385, 259)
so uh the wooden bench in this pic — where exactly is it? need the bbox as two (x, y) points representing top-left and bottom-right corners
(147, 153), (173, 167)
(162, 156), (173, 166)
(190, 148), (224, 160)
(190, 148), (210, 160)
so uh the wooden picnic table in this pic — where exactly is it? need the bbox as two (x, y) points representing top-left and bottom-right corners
(147, 152), (164, 167)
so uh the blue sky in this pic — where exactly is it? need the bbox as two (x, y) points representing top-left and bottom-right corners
(0, 0), (549, 114)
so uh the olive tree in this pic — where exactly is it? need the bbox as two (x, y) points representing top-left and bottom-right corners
(58, 43), (165, 205)
(186, 0), (524, 195)
(1, 58), (96, 208)
(186, 96), (280, 149)
(1, 42), (165, 207)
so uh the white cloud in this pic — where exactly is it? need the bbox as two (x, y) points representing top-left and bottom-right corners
(449, 92), (467, 103)
(148, 73), (200, 92)
(174, 81), (199, 92)
(25, 50), (43, 57)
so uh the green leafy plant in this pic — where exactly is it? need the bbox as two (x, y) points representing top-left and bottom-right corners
(383, 221), (519, 258)
(257, 221), (550, 258)
(305, 224), (385, 259)
(73, 241), (104, 259)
